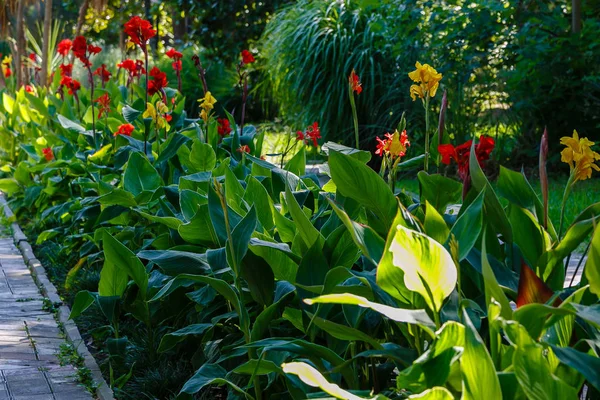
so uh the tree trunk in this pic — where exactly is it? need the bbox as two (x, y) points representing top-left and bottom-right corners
(15, 0), (25, 87)
(572, 0), (582, 33)
(41, 0), (52, 86)
(75, 0), (90, 37)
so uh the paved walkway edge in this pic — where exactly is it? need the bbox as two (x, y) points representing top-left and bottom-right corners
(0, 194), (114, 400)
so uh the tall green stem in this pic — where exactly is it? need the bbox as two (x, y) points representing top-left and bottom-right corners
(349, 87), (359, 149)
(558, 172), (576, 240)
(423, 94), (430, 172)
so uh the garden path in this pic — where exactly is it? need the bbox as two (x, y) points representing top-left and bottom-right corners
(0, 234), (92, 400)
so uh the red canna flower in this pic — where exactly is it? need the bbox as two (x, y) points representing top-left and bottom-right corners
(241, 50), (255, 64)
(114, 123), (134, 137)
(60, 76), (81, 95)
(438, 136), (495, 182)
(59, 63), (73, 77)
(349, 69), (362, 95)
(4, 66), (11, 78)
(217, 118), (232, 137)
(305, 122), (321, 147)
(93, 64), (112, 83)
(237, 145), (251, 154)
(172, 59), (182, 71)
(87, 44), (102, 55)
(117, 58), (146, 79)
(147, 66), (168, 96)
(165, 48), (182, 59)
(28, 53), (37, 62)
(296, 131), (305, 141)
(57, 39), (72, 57)
(94, 93), (111, 118)
(123, 16), (156, 51)
(24, 85), (34, 93)
(72, 36), (91, 66)
(439, 135), (495, 198)
(42, 147), (54, 161)
(165, 114), (172, 122)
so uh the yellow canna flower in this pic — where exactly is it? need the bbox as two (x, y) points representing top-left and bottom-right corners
(200, 109), (209, 123)
(125, 40), (136, 51)
(143, 102), (156, 120)
(408, 61), (442, 101)
(560, 130), (600, 182)
(198, 91), (217, 111)
(156, 101), (168, 114)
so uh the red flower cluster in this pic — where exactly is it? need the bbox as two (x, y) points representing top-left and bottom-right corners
(349, 70), (362, 95)
(71, 36), (101, 67)
(42, 147), (54, 161)
(438, 136), (495, 181)
(148, 67), (168, 96)
(124, 16), (156, 51)
(166, 48), (183, 71)
(95, 93), (111, 118)
(241, 50), (255, 65)
(60, 76), (81, 95)
(117, 59), (145, 78)
(115, 123), (135, 137)
(24, 85), (34, 93)
(217, 118), (232, 137)
(237, 145), (251, 154)
(93, 64), (112, 84)
(57, 39), (72, 57)
(296, 122), (322, 147)
(59, 64), (73, 78)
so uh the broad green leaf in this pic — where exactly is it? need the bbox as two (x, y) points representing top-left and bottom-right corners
(158, 323), (212, 353)
(513, 304), (572, 340)
(585, 224), (600, 297)
(180, 363), (248, 396)
(123, 152), (161, 196)
(122, 105), (142, 123)
(189, 140), (216, 172)
(417, 172), (462, 214)
(0, 178), (20, 194)
(178, 205), (219, 246)
(136, 211), (182, 230)
(225, 167), (246, 215)
(243, 176), (274, 230)
(284, 185), (321, 248)
(550, 345), (600, 392)
(97, 189), (137, 207)
(2, 92), (15, 114)
(450, 189), (484, 260)
(69, 290), (96, 320)
(305, 293), (435, 333)
(179, 189), (207, 221)
(513, 344), (578, 400)
(57, 114), (86, 134)
(424, 201), (449, 244)
(381, 224), (456, 313)
(308, 313), (382, 349)
(481, 231), (513, 320)
(508, 205), (545, 267)
(461, 309), (502, 400)
(469, 144), (513, 242)
(103, 232), (148, 300)
(285, 146), (306, 176)
(329, 150), (397, 232)
(249, 238), (299, 282)
(226, 206), (257, 271)
(328, 199), (385, 264)
(321, 141), (372, 163)
(137, 250), (210, 276)
(408, 387), (454, 400)
(233, 359), (281, 375)
(282, 362), (382, 400)
(397, 321), (465, 393)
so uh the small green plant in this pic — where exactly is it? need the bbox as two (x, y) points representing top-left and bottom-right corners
(57, 343), (97, 395)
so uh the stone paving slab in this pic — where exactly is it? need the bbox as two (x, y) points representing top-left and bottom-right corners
(0, 235), (93, 400)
